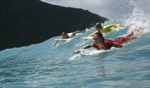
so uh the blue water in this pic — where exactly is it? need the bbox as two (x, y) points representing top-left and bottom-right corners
(1, 0), (150, 87)
(0, 21), (150, 88)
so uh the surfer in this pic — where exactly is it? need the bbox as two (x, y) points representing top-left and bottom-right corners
(82, 32), (123, 50)
(89, 30), (139, 49)
(86, 22), (104, 41)
(73, 29), (140, 54)
(82, 22), (123, 40)
(52, 29), (85, 47)
(73, 32), (122, 54)
(89, 22), (123, 36)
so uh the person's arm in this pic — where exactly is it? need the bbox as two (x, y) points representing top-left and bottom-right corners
(72, 44), (93, 54)
(68, 30), (80, 38)
(113, 42), (123, 48)
(71, 32), (77, 36)
(83, 44), (93, 49)
(71, 30), (85, 36)
(52, 41), (58, 47)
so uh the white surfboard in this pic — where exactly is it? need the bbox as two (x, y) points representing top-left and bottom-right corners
(79, 49), (106, 56)
(54, 38), (73, 46)
(55, 38), (72, 42)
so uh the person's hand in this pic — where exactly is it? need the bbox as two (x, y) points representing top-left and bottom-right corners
(82, 38), (87, 41)
(72, 49), (80, 54)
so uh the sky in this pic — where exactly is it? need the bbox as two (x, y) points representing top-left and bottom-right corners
(41, 0), (150, 22)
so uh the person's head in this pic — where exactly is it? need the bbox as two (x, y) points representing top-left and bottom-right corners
(95, 22), (102, 31)
(62, 32), (68, 38)
(93, 32), (104, 44)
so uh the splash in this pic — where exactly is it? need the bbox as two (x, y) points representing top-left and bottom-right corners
(124, 0), (150, 32)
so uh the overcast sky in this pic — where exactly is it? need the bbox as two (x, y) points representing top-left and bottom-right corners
(41, 0), (150, 22)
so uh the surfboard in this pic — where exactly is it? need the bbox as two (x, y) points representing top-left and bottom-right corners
(55, 38), (72, 42)
(53, 38), (73, 46)
(79, 49), (105, 56)
(100, 24), (120, 33)
(88, 24), (121, 37)
(83, 24), (121, 40)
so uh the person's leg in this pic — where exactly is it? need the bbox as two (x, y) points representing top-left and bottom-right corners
(124, 31), (138, 41)
(124, 31), (134, 39)
(124, 30), (137, 39)
(126, 36), (137, 40)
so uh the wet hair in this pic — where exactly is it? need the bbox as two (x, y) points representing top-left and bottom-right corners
(95, 22), (102, 29)
(62, 32), (67, 35)
(95, 32), (104, 42)
(62, 32), (69, 39)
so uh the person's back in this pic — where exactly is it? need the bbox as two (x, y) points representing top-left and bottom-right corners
(92, 40), (113, 50)
(104, 40), (114, 49)
(113, 37), (127, 44)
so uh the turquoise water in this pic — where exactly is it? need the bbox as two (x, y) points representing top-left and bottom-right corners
(1, 0), (150, 87)
(0, 22), (150, 88)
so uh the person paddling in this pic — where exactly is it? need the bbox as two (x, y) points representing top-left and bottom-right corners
(53, 30), (85, 47)
(73, 29), (140, 54)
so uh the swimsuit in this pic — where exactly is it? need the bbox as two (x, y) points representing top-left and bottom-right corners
(92, 40), (114, 50)
(113, 37), (126, 44)
(104, 40), (114, 49)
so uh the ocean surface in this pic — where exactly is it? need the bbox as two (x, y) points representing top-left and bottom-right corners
(0, 0), (150, 88)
